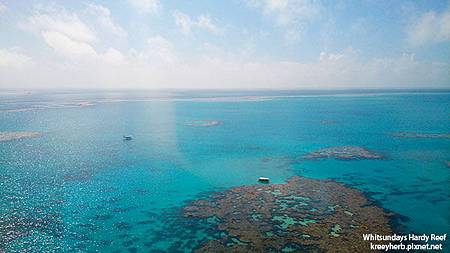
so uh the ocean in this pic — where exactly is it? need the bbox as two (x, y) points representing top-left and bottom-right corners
(0, 90), (449, 252)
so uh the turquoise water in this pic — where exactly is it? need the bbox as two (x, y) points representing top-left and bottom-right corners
(0, 90), (449, 252)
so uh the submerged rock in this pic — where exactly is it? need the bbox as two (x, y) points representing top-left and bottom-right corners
(0, 132), (42, 142)
(0, 213), (63, 251)
(63, 169), (93, 182)
(302, 146), (383, 160)
(391, 132), (450, 139)
(185, 120), (222, 127)
(184, 176), (394, 252)
(0, 101), (94, 113)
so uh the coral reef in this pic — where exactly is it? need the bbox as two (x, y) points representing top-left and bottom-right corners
(0, 212), (63, 251)
(185, 120), (222, 127)
(302, 146), (383, 160)
(391, 132), (450, 139)
(0, 102), (94, 113)
(63, 169), (93, 182)
(184, 176), (394, 252)
(0, 132), (42, 142)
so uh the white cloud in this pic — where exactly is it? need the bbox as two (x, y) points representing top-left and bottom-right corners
(0, 48), (32, 68)
(42, 31), (98, 61)
(1, 43), (448, 89)
(128, 0), (160, 14)
(4, 3), (448, 89)
(408, 10), (450, 46)
(0, 2), (7, 12)
(87, 3), (127, 38)
(197, 15), (222, 35)
(173, 11), (192, 35)
(174, 10), (223, 36)
(25, 7), (98, 61)
(22, 5), (126, 65)
(130, 35), (177, 64)
(25, 8), (97, 43)
(103, 48), (126, 65)
(245, 0), (321, 43)
(42, 31), (125, 65)
(319, 52), (345, 61)
(147, 35), (173, 49)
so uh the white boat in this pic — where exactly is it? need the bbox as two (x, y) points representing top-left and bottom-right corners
(123, 135), (133, 140)
(258, 177), (270, 183)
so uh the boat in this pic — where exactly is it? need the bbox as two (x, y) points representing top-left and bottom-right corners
(123, 135), (133, 140)
(258, 177), (270, 183)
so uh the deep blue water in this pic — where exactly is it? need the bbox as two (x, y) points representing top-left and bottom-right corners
(0, 90), (449, 252)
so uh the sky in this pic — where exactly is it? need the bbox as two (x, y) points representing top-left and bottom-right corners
(0, 0), (449, 89)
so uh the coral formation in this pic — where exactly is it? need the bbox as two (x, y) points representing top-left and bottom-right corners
(0, 132), (42, 142)
(184, 176), (393, 252)
(185, 120), (222, 127)
(0, 102), (94, 113)
(302, 146), (383, 160)
(391, 132), (450, 139)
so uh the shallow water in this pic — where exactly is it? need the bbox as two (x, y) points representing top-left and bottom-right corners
(0, 90), (449, 252)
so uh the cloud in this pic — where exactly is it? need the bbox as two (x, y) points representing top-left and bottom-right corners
(128, 0), (160, 14)
(4, 2), (448, 89)
(103, 48), (126, 65)
(263, 0), (319, 25)
(173, 11), (191, 34)
(145, 35), (177, 63)
(130, 35), (177, 64)
(174, 10), (223, 36)
(1, 41), (448, 89)
(245, 0), (321, 43)
(319, 52), (345, 61)
(0, 48), (32, 67)
(42, 31), (98, 61)
(25, 7), (97, 43)
(87, 3), (127, 38)
(407, 9), (450, 46)
(22, 5), (125, 65)
(42, 31), (125, 65)
(0, 2), (7, 12)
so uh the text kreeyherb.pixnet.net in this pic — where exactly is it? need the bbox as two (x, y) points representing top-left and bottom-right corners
(362, 234), (447, 251)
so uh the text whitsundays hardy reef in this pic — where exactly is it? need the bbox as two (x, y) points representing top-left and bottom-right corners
(363, 234), (447, 251)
